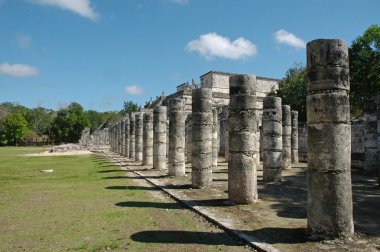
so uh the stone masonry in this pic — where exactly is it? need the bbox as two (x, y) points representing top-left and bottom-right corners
(192, 88), (213, 188)
(228, 75), (259, 203)
(120, 119), (125, 156)
(129, 113), (136, 159)
(281, 105), (292, 170)
(212, 108), (218, 168)
(135, 112), (144, 162)
(306, 39), (354, 238)
(143, 111), (153, 166)
(124, 117), (130, 158)
(185, 114), (192, 163)
(153, 106), (167, 170)
(168, 98), (186, 176)
(291, 111), (299, 163)
(262, 96), (282, 182)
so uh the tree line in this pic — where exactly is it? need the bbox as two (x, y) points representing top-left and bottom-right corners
(0, 101), (139, 146)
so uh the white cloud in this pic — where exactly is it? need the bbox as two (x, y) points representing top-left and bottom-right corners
(17, 35), (32, 50)
(27, 0), (98, 21)
(125, 85), (144, 95)
(273, 29), (306, 49)
(185, 32), (257, 60)
(0, 63), (39, 77)
(168, 0), (188, 5)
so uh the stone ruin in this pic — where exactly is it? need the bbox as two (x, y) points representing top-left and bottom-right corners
(49, 143), (82, 153)
(93, 39), (380, 244)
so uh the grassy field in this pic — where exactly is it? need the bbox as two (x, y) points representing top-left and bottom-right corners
(0, 147), (249, 252)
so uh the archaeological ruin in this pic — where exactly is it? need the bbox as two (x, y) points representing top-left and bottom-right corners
(79, 39), (380, 251)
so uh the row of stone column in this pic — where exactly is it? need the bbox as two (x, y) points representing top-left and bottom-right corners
(107, 39), (354, 241)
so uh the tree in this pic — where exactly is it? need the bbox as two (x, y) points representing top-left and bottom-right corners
(269, 64), (307, 122)
(349, 24), (380, 117)
(25, 107), (56, 136)
(1, 112), (29, 145)
(120, 100), (139, 116)
(51, 102), (89, 143)
(85, 110), (108, 133)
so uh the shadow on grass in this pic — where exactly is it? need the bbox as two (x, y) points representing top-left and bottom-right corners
(130, 230), (238, 245)
(102, 176), (130, 179)
(115, 201), (182, 209)
(105, 186), (158, 190)
(97, 169), (124, 173)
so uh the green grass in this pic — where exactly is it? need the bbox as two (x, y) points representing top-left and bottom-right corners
(0, 147), (246, 252)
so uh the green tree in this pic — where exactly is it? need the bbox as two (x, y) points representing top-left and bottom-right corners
(85, 110), (107, 133)
(120, 100), (139, 116)
(1, 112), (29, 145)
(269, 64), (307, 122)
(51, 102), (89, 143)
(349, 24), (380, 117)
(25, 107), (56, 136)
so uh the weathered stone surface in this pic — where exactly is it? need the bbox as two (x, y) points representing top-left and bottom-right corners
(135, 113), (144, 162)
(228, 75), (259, 203)
(185, 115), (192, 163)
(124, 117), (130, 158)
(262, 96), (282, 182)
(192, 88), (213, 188)
(129, 113), (135, 159)
(117, 121), (122, 154)
(219, 107), (229, 161)
(307, 39), (354, 239)
(307, 39), (349, 92)
(120, 119), (125, 156)
(291, 111), (298, 163)
(153, 106), (167, 170)
(212, 109), (219, 168)
(169, 98), (186, 176)
(143, 111), (153, 166)
(282, 105), (292, 170)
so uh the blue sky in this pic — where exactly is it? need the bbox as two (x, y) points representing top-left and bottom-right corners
(0, 0), (379, 112)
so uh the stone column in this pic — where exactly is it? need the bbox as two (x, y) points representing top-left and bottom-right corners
(219, 107), (229, 161)
(135, 112), (144, 162)
(307, 39), (354, 238)
(185, 114), (192, 164)
(124, 117), (130, 158)
(192, 88), (213, 188)
(168, 98), (186, 176)
(166, 119), (169, 159)
(117, 121), (122, 154)
(228, 75), (259, 203)
(281, 105), (292, 169)
(262, 96), (282, 182)
(143, 111), (153, 166)
(109, 125), (113, 152)
(291, 111), (299, 163)
(112, 124), (115, 152)
(120, 119), (125, 156)
(153, 106), (167, 170)
(129, 113), (135, 159)
(212, 108), (218, 168)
